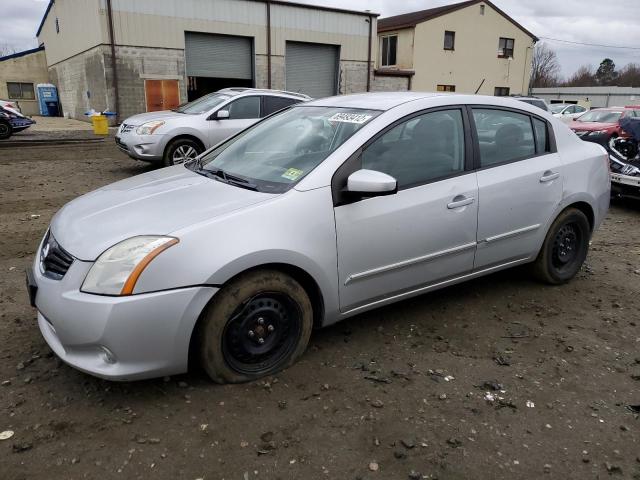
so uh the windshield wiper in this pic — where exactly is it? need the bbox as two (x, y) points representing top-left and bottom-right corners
(197, 167), (259, 191)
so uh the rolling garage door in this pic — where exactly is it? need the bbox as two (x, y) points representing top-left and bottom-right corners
(185, 32), (253, 80)
(286, 42), (339, 99)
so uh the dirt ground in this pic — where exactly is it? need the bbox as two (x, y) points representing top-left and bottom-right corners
(1, 131), (639, 480)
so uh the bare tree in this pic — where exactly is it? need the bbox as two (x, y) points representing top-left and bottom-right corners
(530, 43), (561, 88)
(563, 65), (595, 87)
(0, 44), (17, 57)
(615, 63), (640, 87)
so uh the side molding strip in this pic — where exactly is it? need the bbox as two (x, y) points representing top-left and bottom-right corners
(344, 241), (477, 285)
(483, 224), (541, 244)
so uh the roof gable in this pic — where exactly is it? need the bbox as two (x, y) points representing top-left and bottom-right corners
(378, 0), (537, 41)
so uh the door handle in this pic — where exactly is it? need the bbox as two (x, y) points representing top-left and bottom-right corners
(540, 171), (560, 183)
(447, 195), (475, 209)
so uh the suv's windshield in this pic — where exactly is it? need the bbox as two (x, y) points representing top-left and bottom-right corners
(174, 93), (231, 114)
(577, 110), (622, 123)
(195, 106), (381, 193)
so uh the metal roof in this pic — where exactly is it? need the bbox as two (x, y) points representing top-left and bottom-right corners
(0, 46), (45, 62)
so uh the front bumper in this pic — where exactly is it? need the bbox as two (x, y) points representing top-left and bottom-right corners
(30, 250), (217, 381)
(115, 131), (167, 162)
(611, 172), (640, 200)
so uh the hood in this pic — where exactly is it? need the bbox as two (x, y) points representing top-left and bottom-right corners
(122, 110), (192, 126)
(569, 121), (616, 131)
(51, 166), (274, 260)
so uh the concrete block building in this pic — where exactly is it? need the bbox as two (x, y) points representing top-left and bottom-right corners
(0, 47), (50, 116)
(36, 0), (380, 122)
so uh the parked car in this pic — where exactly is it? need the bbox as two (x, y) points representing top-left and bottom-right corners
(0, 106), (35, 139)
(0, 99), (22, 114)
(549, 103), (589, 123)
(609, 116), (640, 200)
(28, 92), (610, 383)
(115, 88), (310, 166)
(512, 96), (550, 112)
(569, 107), (640, 147)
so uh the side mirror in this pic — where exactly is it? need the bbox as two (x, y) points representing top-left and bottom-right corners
(346, 169), (397, 196)
(215, 109), (230, 120)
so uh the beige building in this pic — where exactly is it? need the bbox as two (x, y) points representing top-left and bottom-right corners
(377, 0), (537, 96)
(0, 47), (50, 116)
(36, 0), (380, 122)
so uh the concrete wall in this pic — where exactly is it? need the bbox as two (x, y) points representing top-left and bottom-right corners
(371, 74), (411, 92)
(0, 50), (50, 116)
(532, 86), (640, 109)
(402, 2), (534, 94)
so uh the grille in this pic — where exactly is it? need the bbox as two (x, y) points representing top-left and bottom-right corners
(40, 231), (74, 280)
(120, 123), (134, 134)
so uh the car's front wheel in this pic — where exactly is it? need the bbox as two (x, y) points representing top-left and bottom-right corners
(198, 270), (313, 384)
(163, 138), (203, 166)
(532, 208), (590, 284)
(0, 120), (12, 140)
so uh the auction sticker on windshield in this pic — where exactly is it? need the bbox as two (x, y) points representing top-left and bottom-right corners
(329, 112), (373, 124)
(282, 168), (304, 181)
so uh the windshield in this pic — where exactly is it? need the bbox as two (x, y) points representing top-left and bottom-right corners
(195, 106), (381, 193)
(549, 104), (566, 113)
(577, 110), (622, 123)
(174, 93), (231, 114)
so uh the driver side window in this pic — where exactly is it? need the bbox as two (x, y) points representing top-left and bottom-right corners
(361, 109), (466, 189)
(227, 96), (261, 120)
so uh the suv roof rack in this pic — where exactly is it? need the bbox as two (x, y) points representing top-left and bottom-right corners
(217, 87), (311, 99)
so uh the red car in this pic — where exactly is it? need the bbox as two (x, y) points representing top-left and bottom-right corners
(569, 107), (640, 147)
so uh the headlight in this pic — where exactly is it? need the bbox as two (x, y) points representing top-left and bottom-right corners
(82, 236), (178, 295)
(136, 121), (165, 135)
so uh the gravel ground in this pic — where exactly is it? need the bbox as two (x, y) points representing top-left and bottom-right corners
(1, 136), (639, 480)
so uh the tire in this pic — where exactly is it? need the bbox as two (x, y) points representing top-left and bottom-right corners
(0, 121), (12, 140)
(163, 138), (202, 166)
(198, 269), (313, 384)
(532, 208), (591, 285)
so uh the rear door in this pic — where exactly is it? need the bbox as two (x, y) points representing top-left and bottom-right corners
(207, 95), (261, 146)
(472, 107), (563, 269)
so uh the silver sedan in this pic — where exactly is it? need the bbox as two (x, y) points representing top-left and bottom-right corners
(28, 92), (610, 383)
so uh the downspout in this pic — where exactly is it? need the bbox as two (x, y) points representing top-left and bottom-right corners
(266, 0), (272, 89)
(366, 15), (372, 92)
(106, 0), (120, 123)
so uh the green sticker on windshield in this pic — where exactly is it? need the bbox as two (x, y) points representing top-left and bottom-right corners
(282, 168), (304, 181)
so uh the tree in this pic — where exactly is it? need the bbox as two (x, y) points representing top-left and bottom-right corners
(530, 43), (561, 87)
(0, 44), (17, 57)
(563, 65), (595, 87)
(595, 58), (617, 86)
(616, 63), (640, 87)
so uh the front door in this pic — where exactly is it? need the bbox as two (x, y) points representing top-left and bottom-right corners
(334, 108), (478, 312)
(207, 95), (262, 146)
(145, 80), (180, 112)
(471, 108), (563, 269)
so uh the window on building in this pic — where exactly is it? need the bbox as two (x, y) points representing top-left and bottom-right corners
(444, 31), (455, 50)
(480, 4), (485, 15)
(380, 35), (398, 67)
(472, 109), (536, 167)
(498, 37), (515, 58)
(361, 109), (466, 188)
(437, 85), (456, 92)
(55, 17), (60, 34)
(494, 87), (510, 96)
(7, 82), (35, 100)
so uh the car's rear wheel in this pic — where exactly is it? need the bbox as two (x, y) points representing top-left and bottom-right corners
(198, 270), (313, 384)
(163, 138), (202, 166)
(532, 208), (590, 284)
(0, 121), (12, 140)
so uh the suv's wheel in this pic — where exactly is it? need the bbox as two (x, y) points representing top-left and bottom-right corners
(532, 208), (590, 284)
(199, 270), (313, 384)
(163, 138), (202, 166)
(0, 120), (12, 140)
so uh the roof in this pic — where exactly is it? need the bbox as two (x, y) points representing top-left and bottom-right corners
(378, 0), (538, 41)
(0, 46), (45, 62)
(217, 87), (311, 99)
(36, 0), (378, 37)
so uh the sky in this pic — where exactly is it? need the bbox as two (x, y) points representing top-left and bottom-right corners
(2, 0), (639, 78)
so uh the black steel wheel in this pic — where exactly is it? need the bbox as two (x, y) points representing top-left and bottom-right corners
(198, 270), (313, 384)
(533, 208), (590, 284)
(0, 121), (12, 140)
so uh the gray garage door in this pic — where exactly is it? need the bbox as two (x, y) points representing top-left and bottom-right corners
(286, 42), (339, 99)
(185, 32), (253, 79)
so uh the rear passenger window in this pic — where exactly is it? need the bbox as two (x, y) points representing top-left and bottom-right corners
(362, 109), (465, 189)
(532, 118), (549, 154)
(227, 96), (261, 120)
(472, 109), (535, 167)
(263, 96), (299, 116)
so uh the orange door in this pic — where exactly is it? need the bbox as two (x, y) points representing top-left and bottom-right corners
(145, 80), (180, 112)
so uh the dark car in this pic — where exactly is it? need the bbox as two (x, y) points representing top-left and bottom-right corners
(0, 106), (36, 139)
(569, 107), (640, 148)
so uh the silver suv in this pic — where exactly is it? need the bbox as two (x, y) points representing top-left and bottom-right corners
(115, 88), (310, 166)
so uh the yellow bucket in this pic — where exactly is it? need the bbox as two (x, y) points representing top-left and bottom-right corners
(92, 115), (109, 135)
